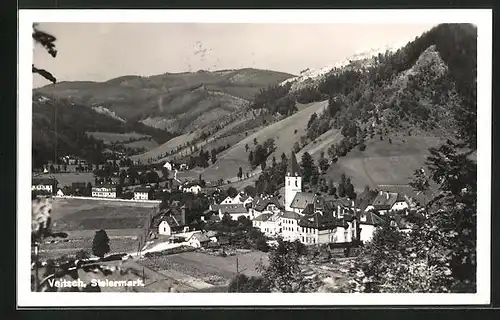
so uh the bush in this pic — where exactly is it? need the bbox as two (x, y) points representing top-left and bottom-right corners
(228, 274), (270, 292)
(358, 142), (366, 151)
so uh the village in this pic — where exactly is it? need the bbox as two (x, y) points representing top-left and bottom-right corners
(32, 150), (427, 254)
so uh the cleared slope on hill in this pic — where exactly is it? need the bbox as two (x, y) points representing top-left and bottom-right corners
(199, 100), (329, 182)
(323, 135), (443, 190)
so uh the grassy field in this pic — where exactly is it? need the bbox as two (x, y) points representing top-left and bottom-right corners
(323, 135), (444, 191)
(37, 198), (158, 260)
(87, 131), (150, 143)
(131, 132), (197, 162)
(141, 250), (269, 284)
(38, 172), (95, 187)
(124, 139), (159, 151)
(199, 100), (329, 182)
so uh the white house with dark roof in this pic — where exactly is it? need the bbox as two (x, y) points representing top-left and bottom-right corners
(217, 203), (250, 220)
(186, 232), (211, 248)
(259, 212), (282, 238)
(279, 211), (302, 242)
(252, 213), (272, 229)
(182, 183), (202, 194)
(249, 196), (281, 219)
(220, 193), (253, 206)
(364, 191), (409, 215)
(358, 211), (385, 243)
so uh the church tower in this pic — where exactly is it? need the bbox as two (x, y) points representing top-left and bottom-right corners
(284, 151), (302, 211)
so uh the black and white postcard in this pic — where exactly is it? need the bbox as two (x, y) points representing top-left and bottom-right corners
(18, 9), (492, 307)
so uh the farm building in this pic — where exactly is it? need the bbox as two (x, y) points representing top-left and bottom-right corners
(217, 203), (250, 220)
(91, 185), (118, 198)
(182, 183), (202, 194)
(186, 233), (211, 248)
(134, 187), (153, 200)
(249, 196), (282, 219)
(364, 191), (409, 215)
(32, 177), (58, 194)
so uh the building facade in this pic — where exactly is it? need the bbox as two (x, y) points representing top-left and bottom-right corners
(92, 186), (117, 198)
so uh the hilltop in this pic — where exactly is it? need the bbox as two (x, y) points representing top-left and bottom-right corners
(179, 23), (477, 194)
(34, 68), (294, 133)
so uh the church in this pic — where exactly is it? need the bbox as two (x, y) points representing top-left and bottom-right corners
(279, 152), (359, 245)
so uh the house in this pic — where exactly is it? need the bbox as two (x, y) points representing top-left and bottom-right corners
(179, 163), (189, 171)
(220, 193), (254, 206)
(330, 197), (357, 219)
(91, 185), (118, 198)
(163, 161), (173, 171)
(153, 208), (186, 236)
(56, 189), (64, 197)
(284, 151), (302, 211)
(252, 213), (271, 229)
(279, 211), (302, 242)
(218, 203), (249, 220)
(259, 212), (282, 238)
(134, 187), (153, 200)
(298, 201), (342, 245)
(249, 196), (282, 219)
(32, 178), (58, 194)
(187, 233), (211, 248)
(182, 183), (202, 194)
(358, 211), (385, 243)
(365, 191), (409, 215)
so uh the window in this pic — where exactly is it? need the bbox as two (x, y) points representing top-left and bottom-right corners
(288, 181), (290, 186)
(295, 180), (298, 187)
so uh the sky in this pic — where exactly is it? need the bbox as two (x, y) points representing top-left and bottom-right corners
(32, 23), (436, 88)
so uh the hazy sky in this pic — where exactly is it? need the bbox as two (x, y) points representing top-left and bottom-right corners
(33, 23), (436, 88)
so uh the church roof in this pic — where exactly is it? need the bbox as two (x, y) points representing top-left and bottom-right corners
(287, 151), (301, 177)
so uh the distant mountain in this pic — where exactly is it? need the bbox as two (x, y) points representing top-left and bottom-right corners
(34, 68), (295, 133)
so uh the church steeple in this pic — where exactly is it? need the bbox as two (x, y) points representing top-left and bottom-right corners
(287, 151), (301, 177)
(285, 151), (302, 212)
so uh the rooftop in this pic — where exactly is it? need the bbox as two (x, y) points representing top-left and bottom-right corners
(287, 151), (301, 177)
(290, 192), (316, 209)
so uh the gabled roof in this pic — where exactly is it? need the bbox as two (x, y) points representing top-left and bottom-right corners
(333, 197), (354, 208)
(253, 196), (281, 212)
(253, 213), (271, 222)
(153, 212), (181, 229)
(281, 211), (301, 220)
(134, 187), (152, 193)
(205, 230), (218, 238)
(298, 209), (342, 230)
(371, 192), (404, 210)
(355, 189), (379, 211)
(359, 211), (385, 226)
(290, 192), (316, 209)
(219, 203), (247, 214)
(188, 233), (210, 243)
(287, 151), (301, 176)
